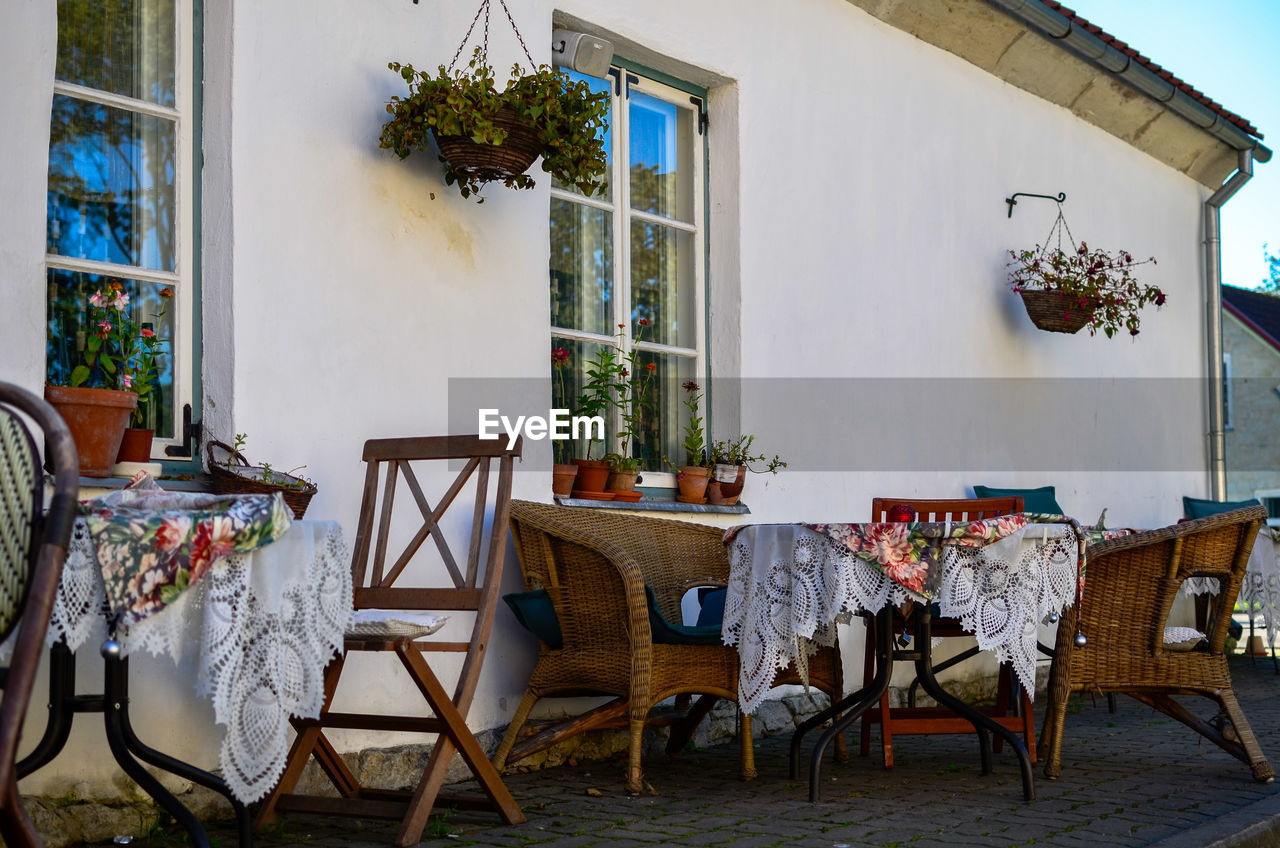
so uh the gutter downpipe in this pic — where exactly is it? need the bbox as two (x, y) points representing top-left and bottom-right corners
(1206, 149), (1254, 499)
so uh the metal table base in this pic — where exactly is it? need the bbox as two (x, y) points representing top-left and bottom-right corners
(17, 641), (252, 848)
(790, 606), (1035, 803)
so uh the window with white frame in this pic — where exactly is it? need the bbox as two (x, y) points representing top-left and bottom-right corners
(45, 0), (197, 461)
(549, 65), (707, 474)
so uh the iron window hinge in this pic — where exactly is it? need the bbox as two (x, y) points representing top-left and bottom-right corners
(690, 95), (708, 134)
(165, 403), (201, 458)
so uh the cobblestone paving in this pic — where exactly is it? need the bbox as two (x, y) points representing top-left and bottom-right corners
(128, 656), (1280, 848)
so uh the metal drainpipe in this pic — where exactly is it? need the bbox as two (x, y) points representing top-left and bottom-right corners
(1206, 148), (1254, 499)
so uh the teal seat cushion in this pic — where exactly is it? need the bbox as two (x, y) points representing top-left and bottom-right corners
(646, 585), (723, 645)
(503, 589), (563, 649)
(1182, 496), (1260, 520)
(973, 485), (1063, 515)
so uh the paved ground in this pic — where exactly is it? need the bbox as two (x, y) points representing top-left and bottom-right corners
(115, 655), (1280, 848)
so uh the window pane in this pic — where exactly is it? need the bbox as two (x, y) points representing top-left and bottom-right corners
(551, 70), (613, 202)
(634, 351), (697, 472)
(629, 90), (693, 222)
(551, 337), (615, 464)
(631, 221), (695, 348)
(550, 198), (613, 335)
(47, 268), (177, 439)
(56, 0), (176, 107)
(47, 95), (176, 271)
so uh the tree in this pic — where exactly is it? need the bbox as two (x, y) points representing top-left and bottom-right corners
(1263, 244), (1280, 294)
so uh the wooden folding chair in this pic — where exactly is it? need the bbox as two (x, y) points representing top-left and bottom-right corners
(860, 496), (1035, 768)
(0, 382), (79, 848)
(256, 435), (525, 846)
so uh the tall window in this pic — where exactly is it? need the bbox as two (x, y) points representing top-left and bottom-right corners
(550, 65), (707, 472)
(45, 0), (196, 460)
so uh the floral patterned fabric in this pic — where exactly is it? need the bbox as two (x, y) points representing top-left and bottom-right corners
(81, 489), (293, 628)
(797, 513), (1088, 600)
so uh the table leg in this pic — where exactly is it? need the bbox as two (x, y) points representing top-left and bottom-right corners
(16, 642), (79, 778)
(788, 609), (895, 801)
(910, 606), (1035, 802)
(105, 650), (253, 847)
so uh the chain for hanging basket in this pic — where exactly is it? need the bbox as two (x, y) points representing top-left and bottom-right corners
(448, 0), (536, 73)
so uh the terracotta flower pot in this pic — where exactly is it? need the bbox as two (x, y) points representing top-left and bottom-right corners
(712, 464), (746, 503)
(676, 466), (710, 503)
(606, 470), (638, 492)
(552, 463), (579, 497)
(44, 385), (137, 477)
(571, 459), (611, 493)
(116, 428), (155, 463)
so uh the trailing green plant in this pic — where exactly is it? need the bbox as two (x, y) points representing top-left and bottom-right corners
(380, 48), (609, 200)
(709, 435), (786, 474)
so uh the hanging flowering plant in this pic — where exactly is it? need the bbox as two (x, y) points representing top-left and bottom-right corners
(1008, 210), (1164, 338)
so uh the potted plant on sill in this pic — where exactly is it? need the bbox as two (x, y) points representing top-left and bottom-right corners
(1008, 211), (1164, 337)
(44, 282), (145, 477)
(380, 0), (609, 204)
(116, 287), (173, 463)
(669, 380), (712, 504)
(603, 320), (657, 501)
(550, 346), (578, 497)
(706, 435), (786, 506)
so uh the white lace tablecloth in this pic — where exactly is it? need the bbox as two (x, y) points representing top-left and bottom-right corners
(723, 523), (1079, 714)
(50, 517), (353, 803)
(1182, 530), (1280, 648)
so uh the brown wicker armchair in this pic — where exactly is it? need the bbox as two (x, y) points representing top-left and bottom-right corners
(1039, 505), (1275, 783)
(493, 501), (844, 793)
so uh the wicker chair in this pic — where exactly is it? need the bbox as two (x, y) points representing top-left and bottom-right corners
(1039, 505), (1275, 783)
(493, 501), (844, 793)
(0, 383), (79, 847)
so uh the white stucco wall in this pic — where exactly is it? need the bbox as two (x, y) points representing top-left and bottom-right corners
(2, 0), (1222, 797)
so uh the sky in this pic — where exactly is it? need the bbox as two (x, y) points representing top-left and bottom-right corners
(1060, 0), (1280, 289)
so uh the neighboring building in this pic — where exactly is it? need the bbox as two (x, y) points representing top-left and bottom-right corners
(1222, 285), (1280, 508)
(0, 0), (1269, 812)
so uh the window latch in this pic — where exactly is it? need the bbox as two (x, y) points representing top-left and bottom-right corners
(165, 403), (201, 458)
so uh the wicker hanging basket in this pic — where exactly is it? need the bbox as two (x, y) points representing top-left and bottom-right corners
(434, 105), (542, 183)
(206, 439), (316, 519)
(1019, 290), (1098, 335)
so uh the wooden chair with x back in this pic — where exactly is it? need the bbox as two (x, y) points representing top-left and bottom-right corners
(255, 434), (526, 847)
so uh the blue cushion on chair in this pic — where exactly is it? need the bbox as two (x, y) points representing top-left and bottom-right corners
(973, 485), (1063, 515)
(503, 590), (563, 649)
(1182, 496), (1261, 520)
(696, 587), (727, 628)
(645, 586), (723, 645)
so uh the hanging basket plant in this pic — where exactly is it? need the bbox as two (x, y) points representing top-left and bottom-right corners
(1008, 207), (1165, 338)
(379, 0), (609, 201)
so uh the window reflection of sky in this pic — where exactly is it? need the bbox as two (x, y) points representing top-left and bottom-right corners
(629, 92), (678, 177)
(46, 96), (173, 271)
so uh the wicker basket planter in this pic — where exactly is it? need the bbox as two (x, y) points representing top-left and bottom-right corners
(1019, 290), (1098, 334)
(207, 439), (316, 518)
(434, 106), (542, 184)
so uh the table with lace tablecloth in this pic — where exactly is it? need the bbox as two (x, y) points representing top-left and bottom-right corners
(723, 515), (1087, 802)
(19, 488), (352, 822)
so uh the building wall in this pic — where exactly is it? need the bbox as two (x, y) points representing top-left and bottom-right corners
(3, 0), (1214, 796)
(1224, 313), (1280, 500)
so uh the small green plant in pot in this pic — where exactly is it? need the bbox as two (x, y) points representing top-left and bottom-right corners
(380, 45), (609, 201)
(707, 435), (786, 505)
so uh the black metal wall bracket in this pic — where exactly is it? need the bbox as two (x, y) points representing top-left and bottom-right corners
(1006, 191), (1066, 218)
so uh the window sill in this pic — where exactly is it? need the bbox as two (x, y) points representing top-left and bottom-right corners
(553, 495), (750, 515)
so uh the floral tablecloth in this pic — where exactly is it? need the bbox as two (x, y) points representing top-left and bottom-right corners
(45, 490), (352, 803)
(723, 516), (1086, 714)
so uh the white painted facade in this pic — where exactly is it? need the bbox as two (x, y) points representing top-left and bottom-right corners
(0, 0), (1230, 798)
